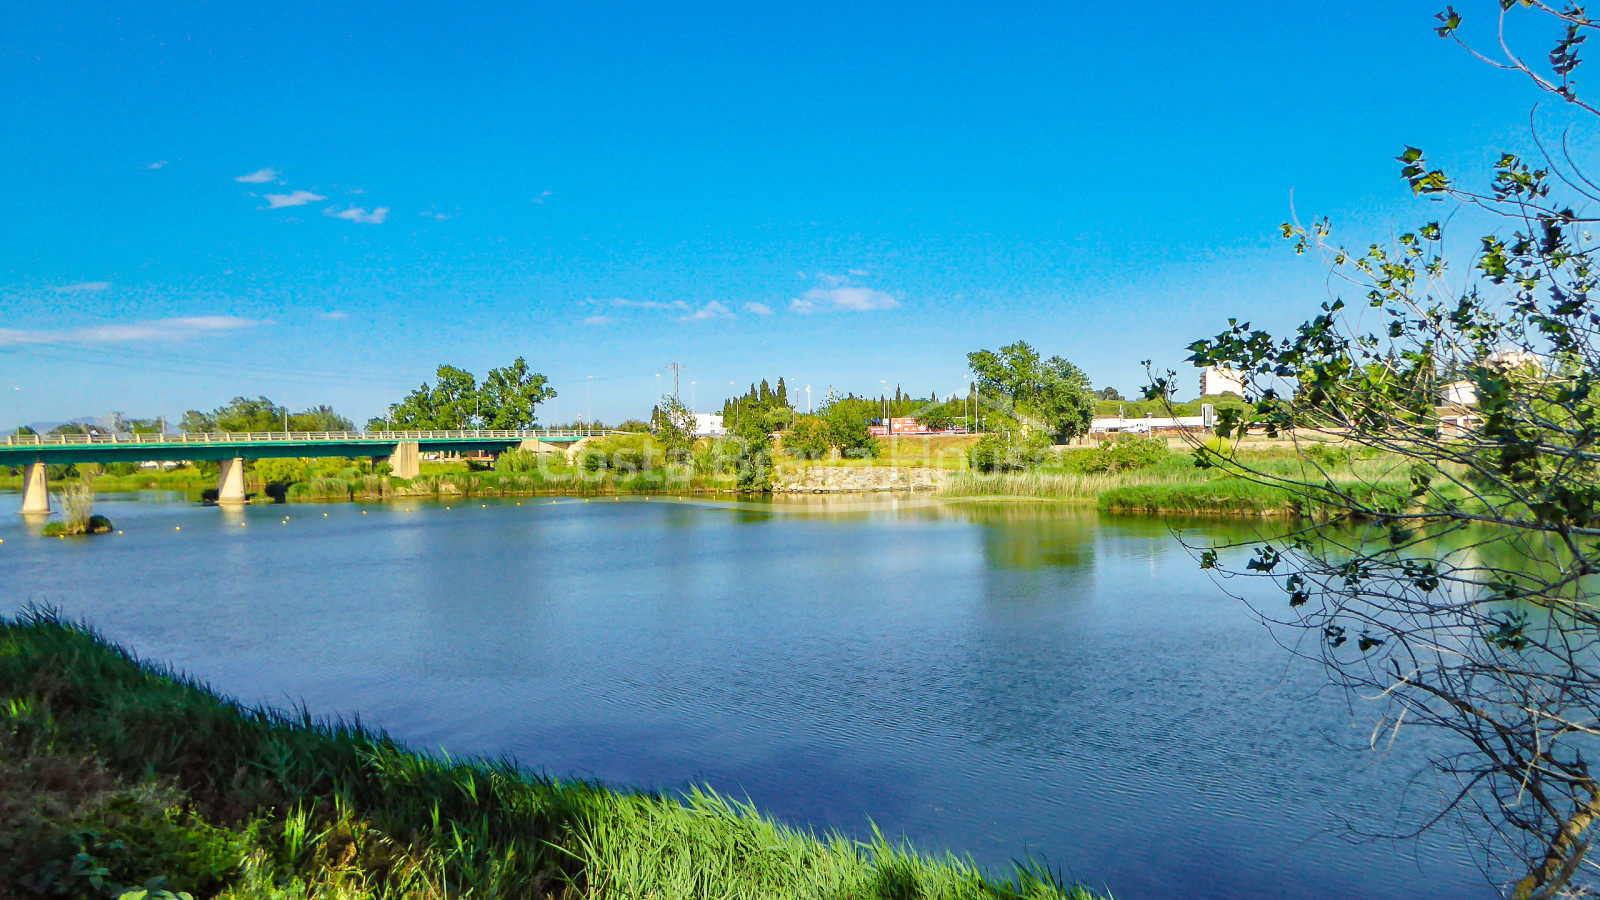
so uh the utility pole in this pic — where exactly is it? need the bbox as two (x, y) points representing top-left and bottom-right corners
(586, 375), (593, 433)
(665, 362), (686, 400)
(806, 384), (811, 414)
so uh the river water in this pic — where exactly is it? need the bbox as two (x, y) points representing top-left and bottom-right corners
(1, 492), (1488, 899)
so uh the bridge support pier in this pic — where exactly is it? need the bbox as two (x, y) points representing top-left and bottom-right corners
(390, 441), (419, 479)
(216, 457), (247, 504)
(19, 462), (49, 515)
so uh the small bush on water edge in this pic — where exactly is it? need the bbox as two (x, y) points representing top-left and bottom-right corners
(40, 514), (114, 537)
(0, 610), (1105, 900)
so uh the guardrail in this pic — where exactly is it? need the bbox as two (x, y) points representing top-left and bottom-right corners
(0, 428), (620, 447)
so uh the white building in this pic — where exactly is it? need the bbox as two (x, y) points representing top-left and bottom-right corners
(1090, 414), (1207, 435)
(692, 413), (726, 437)
(1441, 380), (1476, 407)
(1199, 365), (1246, 397)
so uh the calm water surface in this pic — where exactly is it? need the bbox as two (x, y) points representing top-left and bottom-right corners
(1, 492), (1487, 899)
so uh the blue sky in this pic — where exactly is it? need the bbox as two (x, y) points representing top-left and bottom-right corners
(0, 1), (1564, 426)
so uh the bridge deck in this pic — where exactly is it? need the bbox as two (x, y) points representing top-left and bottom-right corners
(0, 429), (612, 466)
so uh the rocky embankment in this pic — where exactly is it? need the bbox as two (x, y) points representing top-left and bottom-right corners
(772, 465), (948, 493)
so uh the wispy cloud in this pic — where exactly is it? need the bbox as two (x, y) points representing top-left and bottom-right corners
(325, 205), (389, 224)
(235, 168), (279, 184)
(683, 301), (734, 321)
(263, 190), (326, 209)
(791, 275), (898, 313)
(0, 316), (262, 347)
(582, 314), (611, 326)
(531, 190), (552, 204)
(419, 208), (454, 221)
(319, 311), (350, 320)
(585, 297), (689, 311)
(743, 302), (774, 316)
(55, 281), (111, 293)
(146, 160), (169, 170)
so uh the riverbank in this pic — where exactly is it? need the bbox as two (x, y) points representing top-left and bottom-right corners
(0, 609), (1102, 900)
(3, 435), (1416, 518)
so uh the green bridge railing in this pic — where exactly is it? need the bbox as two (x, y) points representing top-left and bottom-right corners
(1, 428), (620, 447)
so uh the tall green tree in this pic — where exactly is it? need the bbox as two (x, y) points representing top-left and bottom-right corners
(1154, 7), (1600, 896)
(784, 415), (831, 458)
(182, 397), (285, 432)
(967, 341), (1095, 441)
(431, 365), (478, 429)
(388, 360), (555, 430)
(824, 403), (879, 458)
(729, 404), (774, 490)
(653, 394), (695, 464)
(289, 405), (354, 432)
(480, 357), (556, 428)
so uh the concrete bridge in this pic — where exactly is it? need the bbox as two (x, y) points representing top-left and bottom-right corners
(3, 429), (612, 513)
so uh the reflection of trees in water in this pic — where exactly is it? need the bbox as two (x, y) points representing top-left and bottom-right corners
(964, 504), (1099, 571)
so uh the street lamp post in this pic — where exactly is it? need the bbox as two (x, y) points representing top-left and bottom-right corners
(586, 375), (593, 435)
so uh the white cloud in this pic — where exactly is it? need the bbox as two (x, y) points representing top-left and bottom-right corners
(847, 268), (869, 277)
(743, 302), (774, 316)
(146, 160), (168, 170)
(419, 209), (454, 221)
(263, 190), (325, 209)
(325, 205), (389, 224)
(585, 297), (689, 311)
(683, 301), (734, 321)
(791, 275), (899, 313)
(55, 281), (111, 293)
(235, 168), (279, 184)
(0, 315), (262, 347)
(582, 314), (611, 326)
(531, 190), (552, 204)
(319, 310), (350, 320)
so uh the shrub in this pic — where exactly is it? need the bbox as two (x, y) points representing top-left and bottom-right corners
(252, 457), (309, 486)
(1301, 442), (1353, 468)
(970, 435), (1018, 473)
(494, 449), (543, 473)
(785, 416), (831, 459)
(1094, 437), (1169, 473)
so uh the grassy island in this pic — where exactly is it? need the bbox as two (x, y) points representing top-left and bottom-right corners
(0, 610), (1102, 900)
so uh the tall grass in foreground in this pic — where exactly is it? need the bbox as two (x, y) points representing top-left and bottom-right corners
(0, 609), (1103, 900)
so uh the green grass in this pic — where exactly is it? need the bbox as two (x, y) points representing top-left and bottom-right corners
(1095, 480), (1299, 516)
(0, 609), (1103, 900)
